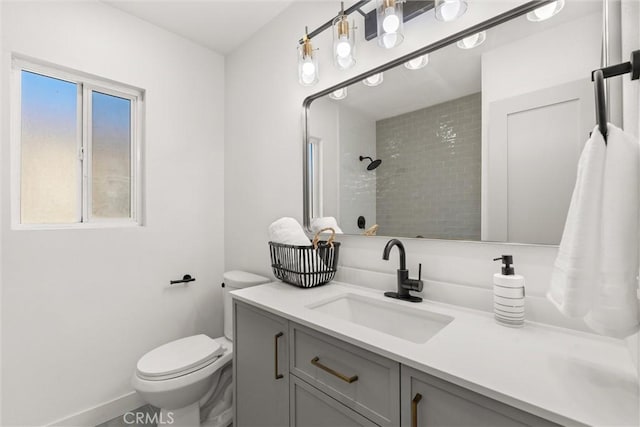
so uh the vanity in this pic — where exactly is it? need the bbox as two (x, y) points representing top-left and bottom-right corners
(232, 281), (638, 427)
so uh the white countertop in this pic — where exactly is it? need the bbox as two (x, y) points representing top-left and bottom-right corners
(232, 281), (639, 427)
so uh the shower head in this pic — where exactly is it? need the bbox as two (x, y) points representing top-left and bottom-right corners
(359, 155), (382, 171)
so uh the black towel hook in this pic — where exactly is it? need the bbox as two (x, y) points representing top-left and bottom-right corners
(591, 49), (640, 145)
(593, 69), (608, 144)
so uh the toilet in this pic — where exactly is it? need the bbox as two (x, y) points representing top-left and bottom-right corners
(132, 271), (270, 426)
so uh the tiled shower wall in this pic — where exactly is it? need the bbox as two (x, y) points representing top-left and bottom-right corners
(376, 92), (481, 240)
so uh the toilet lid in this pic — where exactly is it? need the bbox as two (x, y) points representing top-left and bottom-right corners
(136, 335), (224, 380)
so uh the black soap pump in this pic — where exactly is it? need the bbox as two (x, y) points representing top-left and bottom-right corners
(493, 255), (515, 275)
(492, 255), (525, 327)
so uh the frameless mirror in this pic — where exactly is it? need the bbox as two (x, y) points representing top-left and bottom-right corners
(304, 0), (606, 245)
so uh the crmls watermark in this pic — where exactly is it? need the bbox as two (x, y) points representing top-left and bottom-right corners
(123, 410), (174, 425)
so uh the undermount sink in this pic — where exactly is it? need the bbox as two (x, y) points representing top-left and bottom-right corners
(307, 293), (454, 344)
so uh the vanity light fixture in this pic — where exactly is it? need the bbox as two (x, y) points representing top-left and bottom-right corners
(404, 54), (429, 70)
(298, 29), (319, 87)
(526, 0), (565, 22)
(333, 3), (356, 70)
(434, 0), (468, 22)
(363, 72), (384, 87)
(456, 31), (486, 49)
(377, 0), (404, 49)
(329, 87), (348, 100)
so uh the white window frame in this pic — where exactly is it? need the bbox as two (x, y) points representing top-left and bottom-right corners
(308, 136), (323, 219)
(10, 56), (144, 229)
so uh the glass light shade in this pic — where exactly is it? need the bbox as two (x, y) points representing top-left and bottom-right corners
(376, 0), (404, 49)
(404, 54), (429, 70)
(363, 72), (384, 87)
(434, 0), (468, 22)
(456, 31), (486, 49)
(526, 0), (565, 22)
(329, 87), (348, 100)
(332, 15), (356, 70)
(298, 40), (319, 86)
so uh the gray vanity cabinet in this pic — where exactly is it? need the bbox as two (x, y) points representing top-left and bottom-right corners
(234, 301), (559, 427)
(290, 376), (379, 427)
(290, 324), (400, 427)
(233, 301), (289, 427)
(400, 366), (558, 427)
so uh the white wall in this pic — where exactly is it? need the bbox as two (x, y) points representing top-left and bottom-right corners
(620, 0), (640, 381)
(223, 0), (594, 327)
(309, 98), (339, 218)
(1, 1), (225, 425)
(338, 103), (376, 234)
(308, 98), (376, 234)
(0, 0), (4, 424)
(225, 0), (536, 276)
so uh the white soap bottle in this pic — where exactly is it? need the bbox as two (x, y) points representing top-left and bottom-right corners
(493, 255), (525, 327)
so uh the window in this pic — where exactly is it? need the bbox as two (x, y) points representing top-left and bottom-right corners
(12, 59), (143, 227)
(308, 136), (323, 218)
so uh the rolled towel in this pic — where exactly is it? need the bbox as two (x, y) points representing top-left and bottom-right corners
(268, 217), (311, 246)
(310, 217), (343, 234)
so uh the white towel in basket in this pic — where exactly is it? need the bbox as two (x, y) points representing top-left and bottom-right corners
(268, 217), (310, 246)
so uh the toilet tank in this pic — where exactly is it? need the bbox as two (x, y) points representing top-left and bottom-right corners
(223, 270), (270, 341)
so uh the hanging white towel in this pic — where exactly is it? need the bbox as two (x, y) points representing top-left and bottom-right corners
(310, 217), (344, 234)
(268, 217), (311, 246)
(548, 124), (640, 338)
(584, 124), (640, 336)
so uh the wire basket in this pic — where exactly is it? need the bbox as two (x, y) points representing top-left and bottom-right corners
(269, 227), (340, 288)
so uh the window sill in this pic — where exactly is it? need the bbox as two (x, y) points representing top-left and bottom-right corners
(11, 221), (142, 231)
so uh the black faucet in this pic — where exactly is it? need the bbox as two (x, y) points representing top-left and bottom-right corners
(382, 239), (423, 303)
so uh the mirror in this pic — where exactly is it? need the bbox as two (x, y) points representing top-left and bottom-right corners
(304, 0), (606, 245)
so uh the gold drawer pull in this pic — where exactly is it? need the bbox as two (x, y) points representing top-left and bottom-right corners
(274, 332), (284, 380)
(411, 393), (423, 427)
(310, 356), (359, 383)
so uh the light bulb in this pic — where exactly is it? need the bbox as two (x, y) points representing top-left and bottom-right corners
(337, 56), (354, 69)
(363, 73), (384, 87)
(301, 72), (315, 85)
(302, 59), (316, 76)
(456, 31), (486, 49)
(381, 33), (399, 49)
(435, 0), (467, 22)
(382, 7), (400, 33)
(404, 54), (429, 70)
(527, 0), (564, 22)
(329, 87), (348, 100)
(336, 36), (351, 58)
(462, 34), (478, 48)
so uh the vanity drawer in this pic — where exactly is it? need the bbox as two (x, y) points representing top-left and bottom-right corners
(290, 324), (400, 427)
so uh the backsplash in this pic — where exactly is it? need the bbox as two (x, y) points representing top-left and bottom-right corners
(376, 93), (481, 240)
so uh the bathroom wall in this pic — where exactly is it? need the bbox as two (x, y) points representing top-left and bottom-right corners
(223, 0), (582, 324)
(1, 1), (225, 425)
(338, 103), (377, 234)
(0, 1), (4, 424)
(225, 0), (535, 274)
(620, 0), (640, 381)
(376, 93), (481, 239)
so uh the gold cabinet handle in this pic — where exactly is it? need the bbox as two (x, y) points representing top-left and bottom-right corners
(411, 393), (423, 427)
(310, 356), (358, 383)
(274, 332), (284, 380)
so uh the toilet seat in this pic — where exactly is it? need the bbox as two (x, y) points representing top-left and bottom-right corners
(136, 334), (225, 381)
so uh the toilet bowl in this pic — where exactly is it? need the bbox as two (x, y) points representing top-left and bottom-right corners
(132, 271), (270, 427)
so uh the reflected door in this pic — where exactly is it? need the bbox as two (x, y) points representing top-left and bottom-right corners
(486, 79), (594, 244)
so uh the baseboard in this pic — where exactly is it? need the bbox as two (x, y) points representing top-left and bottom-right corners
(47, 391), (145, 427)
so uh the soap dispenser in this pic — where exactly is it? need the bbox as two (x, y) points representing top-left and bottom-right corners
(493, 255), (525, 327)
